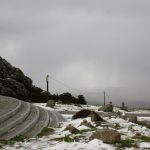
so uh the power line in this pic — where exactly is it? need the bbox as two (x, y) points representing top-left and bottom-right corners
(47, 74), (127, 104)
(48, 74), (104, 96)
(105, 92), (112, 102)
(48, 74), (82, 93)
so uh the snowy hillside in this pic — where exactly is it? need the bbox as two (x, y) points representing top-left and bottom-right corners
(1, 103), (150, 150)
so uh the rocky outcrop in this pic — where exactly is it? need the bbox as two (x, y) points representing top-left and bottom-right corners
(0, 56), (50, 102)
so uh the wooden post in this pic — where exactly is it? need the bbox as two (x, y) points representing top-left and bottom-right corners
(46, 75), (49, 99)
(104, 91), (105, 105)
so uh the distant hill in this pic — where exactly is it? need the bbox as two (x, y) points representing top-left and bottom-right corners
(127, 101), (150, 109)
(88, 99), (150, 109)
(0, 56), (86, 104)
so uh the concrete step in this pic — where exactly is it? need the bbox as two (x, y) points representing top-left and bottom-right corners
(23, 107), (49, 138)
(0, 96), (22, 123)
(0, 105), (40, 140)
(0, 101), (31, 136)
(53, 110), (66, 122)
(48, 110), (66, 127)
(0, 96), (66, 139)
(48, 110), (58, 127)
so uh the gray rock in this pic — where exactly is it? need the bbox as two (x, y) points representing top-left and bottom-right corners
(74, 136), (80, 142)
(98, 104), (113, 112)
(126, 115), (137, 123)
(64, 124), (80, 134)
(72, 109), (103, 121)
(80, 120), (94, 128)
(46, 100), (55, 108)
(89, 112), (103, 122)
(89, 129), (121, 144)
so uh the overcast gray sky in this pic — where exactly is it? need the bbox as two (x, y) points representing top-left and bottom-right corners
(0, 0), (150, 106)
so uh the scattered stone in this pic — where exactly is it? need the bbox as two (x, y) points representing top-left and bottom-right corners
(64, 124), (80, 134)
(89, 129), (121, 144)
(126, 115), (137, 123)
(133, 132), (142, 139)
(137, 121), (150, 129)
(95, 121), (101, 127)
(38, 127), (55, 137)
(80, 120), (94, 128)
(72, 109), (103, 122)
(146, 123), (150, 129)
(74, 136), (80, 142)
(89, 111), (103, 122)
(98, 104), (113, 112)
(116, 111), (122, 117)
(115, 123), (120, 128)
(46, 100), (55, 108)
(72, 109), (91, 119)
(128, 125), (136, 132)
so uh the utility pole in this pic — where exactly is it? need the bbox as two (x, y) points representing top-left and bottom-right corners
(46, 75), (49, 99)
(104, 91), (105, 105)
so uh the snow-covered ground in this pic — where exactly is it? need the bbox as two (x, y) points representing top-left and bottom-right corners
(138, 117), (150, 122)
(1, 103), (150, 150)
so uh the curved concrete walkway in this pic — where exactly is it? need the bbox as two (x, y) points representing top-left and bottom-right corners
(0, 95), (65, 140)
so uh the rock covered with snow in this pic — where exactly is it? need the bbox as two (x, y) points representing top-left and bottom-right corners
(1, 103), (150, 150)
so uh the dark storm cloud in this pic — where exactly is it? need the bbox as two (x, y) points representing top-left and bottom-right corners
(0, 0), (150, 107)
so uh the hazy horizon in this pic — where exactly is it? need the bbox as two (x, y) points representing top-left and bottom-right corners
(0, 0), (150, 108)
